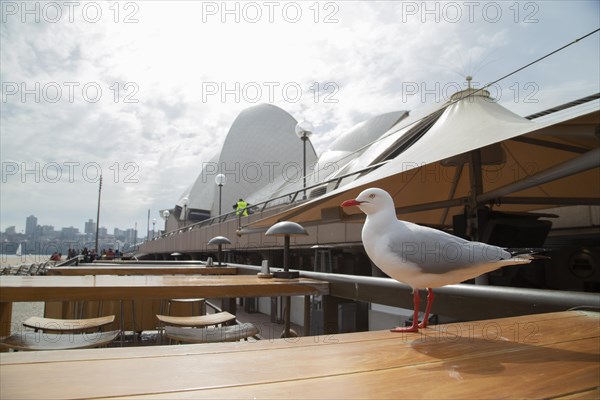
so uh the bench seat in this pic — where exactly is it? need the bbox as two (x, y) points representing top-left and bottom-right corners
(164, 323), (258, 344)
(0, 330), (120, 351)
(156, 311), (235, 328)
(23, 315), (115, 333)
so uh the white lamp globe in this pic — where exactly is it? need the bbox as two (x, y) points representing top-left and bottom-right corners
(215, 174), (227, 186)
(295, 120), (313, 138)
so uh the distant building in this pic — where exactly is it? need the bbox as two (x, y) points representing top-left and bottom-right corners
(61, 226), (79, 241)
(84, 219), (96, 235)
(98, 227), (108, 238)
(25, 215), (37, 237)
(4, 226), (16, 235)
(114, 228), (126, 241)
(125, 228), (137, 244)
(40, 225), (55, 237)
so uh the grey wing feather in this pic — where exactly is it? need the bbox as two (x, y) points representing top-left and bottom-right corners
(387, 223), (510, 274)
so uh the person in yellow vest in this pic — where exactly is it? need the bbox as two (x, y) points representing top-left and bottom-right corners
(236, 198), (249, 216)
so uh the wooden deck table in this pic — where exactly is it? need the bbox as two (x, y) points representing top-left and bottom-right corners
(46, 265), (237, 276)
(43, 266), (236, 328)
(0, 311), (597, 399)
(0, 275), (329, 337)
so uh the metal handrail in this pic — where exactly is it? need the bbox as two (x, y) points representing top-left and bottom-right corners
(55, 256), (81, 267)
(232, 263), (600, 322)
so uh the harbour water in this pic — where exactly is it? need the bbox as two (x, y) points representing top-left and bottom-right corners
(1, 255), (48, 334)
(1, 254), (57, 268)
(9, 303), (45, 335)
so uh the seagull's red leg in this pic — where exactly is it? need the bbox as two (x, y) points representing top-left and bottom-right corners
(391, 290), (419, 333)
(418, 288), (434, 329)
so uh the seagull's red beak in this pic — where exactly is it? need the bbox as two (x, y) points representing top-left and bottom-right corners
(341, 199), (361, 208)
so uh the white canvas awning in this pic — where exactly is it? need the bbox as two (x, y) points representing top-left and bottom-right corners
(243, 91), (600, 232)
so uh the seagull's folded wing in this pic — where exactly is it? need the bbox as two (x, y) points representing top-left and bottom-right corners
(386, 224), (511, 275)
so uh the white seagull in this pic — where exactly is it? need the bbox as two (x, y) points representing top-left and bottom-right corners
(341, 187), (536, 333)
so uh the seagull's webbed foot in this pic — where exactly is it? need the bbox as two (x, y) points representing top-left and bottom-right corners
(390, 323), (419, 333)
(390, 289), (421, 333)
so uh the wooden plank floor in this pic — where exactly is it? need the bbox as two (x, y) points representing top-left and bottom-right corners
(1, 311), (598, 399)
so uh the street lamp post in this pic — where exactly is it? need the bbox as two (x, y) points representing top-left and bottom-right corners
(179, 196), (189, 227)
(215, 174), (227, 215)
(146, 209), (150, 242)
(95, 175), (103, 252)
(162, 210), (170, 233)
(208, 236), (232, 266)
(295, 120), (313, 200)
(265, 221), (308, 338)
(152, 218), (156, 239)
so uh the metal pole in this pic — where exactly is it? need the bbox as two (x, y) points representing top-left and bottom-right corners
(302, 135), (307, 200)
(468, 150), (486, 284)
(478, 147), (600, 203)
(283, 296), (291, 337)
(218, 184), (222, 215)
(94, 175), (102, 253)
(146, 209), (150, 242)
(303, 295), (311, 336)
(282, 235), (292, 337)
(467, 149), (483, 241)
(283, 235), (290, 272)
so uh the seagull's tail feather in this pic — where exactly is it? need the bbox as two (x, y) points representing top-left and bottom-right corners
(505, 248), (552, 261)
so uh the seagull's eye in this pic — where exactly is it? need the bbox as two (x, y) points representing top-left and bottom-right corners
(369, 194), (375, 199)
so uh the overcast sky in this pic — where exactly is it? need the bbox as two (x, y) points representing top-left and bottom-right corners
(1, 0), (599, 235)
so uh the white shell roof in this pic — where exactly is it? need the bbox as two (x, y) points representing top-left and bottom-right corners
(178, 103), (317, 217)
(307, 111), (408, 188)
(176, 152), (221, 217)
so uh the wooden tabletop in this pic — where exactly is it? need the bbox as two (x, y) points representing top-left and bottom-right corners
(1, 311), (597, 399)
(0, 275), (330, 302)
(46, 266), (237, 276)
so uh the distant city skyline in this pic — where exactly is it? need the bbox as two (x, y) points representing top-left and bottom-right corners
(4, 214), (140, 238)
(1, 213), (140, 255)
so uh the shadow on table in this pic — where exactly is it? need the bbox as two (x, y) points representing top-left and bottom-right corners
(409, 335), (598, 376)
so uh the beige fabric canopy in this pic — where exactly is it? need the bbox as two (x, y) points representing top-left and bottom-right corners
(244, 91), (600, 232)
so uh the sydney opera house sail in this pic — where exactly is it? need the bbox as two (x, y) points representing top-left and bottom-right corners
(166, 104), (318, 231)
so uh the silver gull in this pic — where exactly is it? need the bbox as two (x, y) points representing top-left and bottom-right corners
(341, 187), (536, 333)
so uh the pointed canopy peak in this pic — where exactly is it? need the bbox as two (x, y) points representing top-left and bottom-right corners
(450, 87), (491, 102)
(450, 77), (492, 101)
